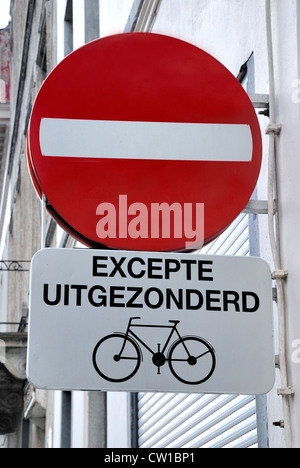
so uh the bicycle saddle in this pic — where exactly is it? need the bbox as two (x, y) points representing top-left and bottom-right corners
(169, 320), (180, 325)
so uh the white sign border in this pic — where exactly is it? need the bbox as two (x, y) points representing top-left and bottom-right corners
(27, 249), (275, 395)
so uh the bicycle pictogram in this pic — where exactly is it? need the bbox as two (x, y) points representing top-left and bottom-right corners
(92, 317), (216, 385)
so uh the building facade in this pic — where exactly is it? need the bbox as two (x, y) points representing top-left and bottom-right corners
(0, 0), (300, 448)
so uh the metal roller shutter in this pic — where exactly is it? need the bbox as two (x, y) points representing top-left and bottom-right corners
(137, 213), (259, 449)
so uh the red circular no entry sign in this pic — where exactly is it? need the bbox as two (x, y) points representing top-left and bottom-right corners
(28, 33), (262, 251)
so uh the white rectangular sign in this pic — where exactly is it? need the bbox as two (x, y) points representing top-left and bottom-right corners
(27, 249), (274, 395)
(40, 118), (253, 162)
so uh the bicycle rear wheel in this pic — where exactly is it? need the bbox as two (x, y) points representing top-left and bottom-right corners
(92, 333), (141, 383)
(168, 336), (216, 385)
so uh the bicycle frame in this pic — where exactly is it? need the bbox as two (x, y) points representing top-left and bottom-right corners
(122, 316), (184, 358)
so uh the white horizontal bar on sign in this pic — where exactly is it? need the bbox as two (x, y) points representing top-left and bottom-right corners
(39, 118), (253, 162)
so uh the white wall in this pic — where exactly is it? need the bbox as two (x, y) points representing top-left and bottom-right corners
(107, 393), (130, 448)
(73, 0), (85, 50)
(56, 0), (67, 63)
(100, 0), (134, 37)
(71, 391), (86, 448)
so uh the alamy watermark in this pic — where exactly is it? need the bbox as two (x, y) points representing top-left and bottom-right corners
(291, 339), (300, 364)
(292, 79), (300, 103)
(96, 195), (205, 250)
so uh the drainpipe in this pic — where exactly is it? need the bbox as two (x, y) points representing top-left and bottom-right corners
(265, 0), (294, 448)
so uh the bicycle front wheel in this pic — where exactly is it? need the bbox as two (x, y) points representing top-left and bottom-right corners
(92, 334), (141, 383)
(168, 337), (216, 385)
